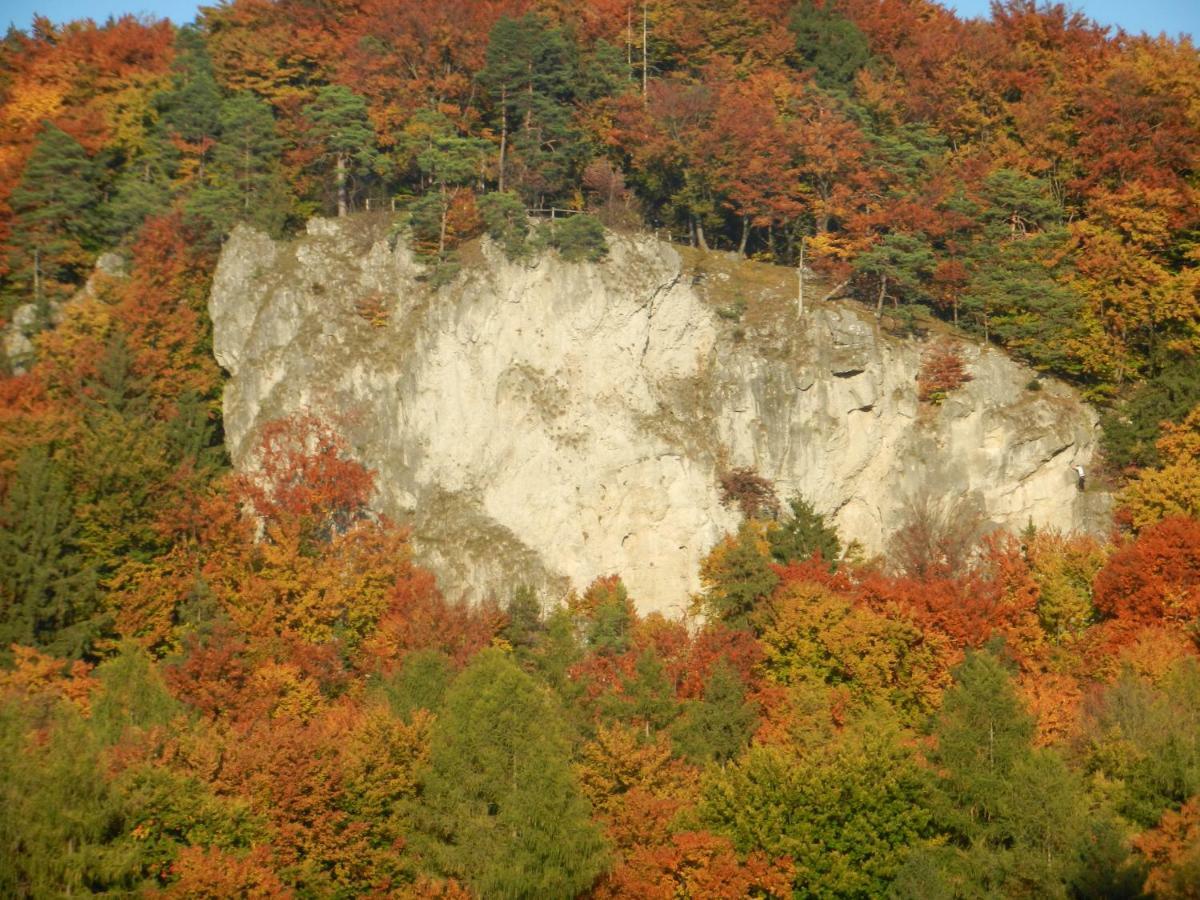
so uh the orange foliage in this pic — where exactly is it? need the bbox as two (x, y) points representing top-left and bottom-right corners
(593, 829), (794, 900)
(1133, 796), (1200, 899)
(158, 845), (292, 898)
(1093, 516), (1200, 624)
(0, 644), (97, 715)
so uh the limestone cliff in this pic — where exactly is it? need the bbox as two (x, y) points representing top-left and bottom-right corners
(210, 216), (1109, 613)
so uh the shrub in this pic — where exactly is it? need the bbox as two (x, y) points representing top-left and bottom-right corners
(917, 340), (972, 403)
(478, 191), (529, 260)
(718, 467), (780, 519)
(545, 213), (607, 262)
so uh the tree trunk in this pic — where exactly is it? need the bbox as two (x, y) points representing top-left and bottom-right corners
(627, 4), (633, 76)
(695, 215), (709, 251)
(738, 215), (749, 257)
(438, 186), (448, 255)
(498, 88), (508, 192)
(642, 1), (649, 101)
(875, 274), (887, 319)
(336, 151), (348, 217)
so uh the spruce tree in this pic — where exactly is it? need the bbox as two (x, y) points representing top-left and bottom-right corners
(6, 123), (102, 304)
(672, 659), (758, 765)
(768, 495), (842, 568)
(417, 648), (607, 898)
(0, 446), (99, 658)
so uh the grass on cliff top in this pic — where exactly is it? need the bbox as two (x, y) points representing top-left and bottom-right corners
(675, 244), (965, 347)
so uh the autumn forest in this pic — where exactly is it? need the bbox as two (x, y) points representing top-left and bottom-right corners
(1, 0), (1199, 896)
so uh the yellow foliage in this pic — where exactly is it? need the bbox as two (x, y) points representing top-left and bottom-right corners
(1122, 404), (1200, 528)
(756, 580), (952, 722)
(1026, 530), (1107, 639)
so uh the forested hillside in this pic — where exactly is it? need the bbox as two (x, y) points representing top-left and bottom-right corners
(1, 0), (1199, 896)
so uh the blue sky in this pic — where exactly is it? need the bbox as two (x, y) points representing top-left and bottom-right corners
(3, 0), (1197, 41)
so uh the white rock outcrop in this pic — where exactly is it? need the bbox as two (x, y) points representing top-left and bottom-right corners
(210, 217), (1108, 613)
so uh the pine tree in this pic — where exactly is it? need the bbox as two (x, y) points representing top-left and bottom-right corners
(417, 648), (607, 898)
(103, 129), (178, 243)
(480, 14), (595, 206)
(189, 93), (290, 238)
(304, 85), (380, 217)
(788, 0), (872, 91)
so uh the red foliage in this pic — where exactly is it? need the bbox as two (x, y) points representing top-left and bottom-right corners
(917, 341), (973, 403)
(164, 626), (257, 721)
(113, 214), (222, 410)
(1093, 516), (1200, 623)
(855, 567), (1031, 652)
(236, 413), (375, 530)
(360, 570), (504, 671)
(670, 624), (763, 700)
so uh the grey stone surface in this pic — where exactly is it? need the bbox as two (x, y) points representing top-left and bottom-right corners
(211, 218), (1109, 613)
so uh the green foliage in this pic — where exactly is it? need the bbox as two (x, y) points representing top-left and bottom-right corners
(0, 446), (99, 659)
(671, 659), (757, 765)
(1101, 352), (1200, 470)
(502, 584), (543, 656)
(481, 14), (604, 205)
(303, 85), (382, 215)
(788, 0), (873, 90)
(157, 25), (221, 149)
(853, 231), (936, 308)
(957, 170), (1085, 372)
(696, 522), (780, 628)
(103, 131), (178, 243)
(90, 641), (181, 743)
(541, 213), (608, 262)
(1068, 819), (1150, 900)
(530, 604), (585, 710)
(767, 495), (841, 567)
(376, 649), (454, 721)
(600, 647), (681, 736)
(920, 650), (1090, 895)
(1084, 660), (1200, 827)
(6, 122), (102, 303)
(584, 580), (633, 656)
(479, 190), (531, 259)
(702, 714), (935, 896)
(188, 92), (290, 239)
(0, 701), (142, 895)
(416, 648), (607, 898)
(932, 651), (1036, 837)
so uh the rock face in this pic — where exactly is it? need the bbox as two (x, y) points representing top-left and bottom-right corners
(2, 252), (126, 372)
(210, 216), (1109, 613)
